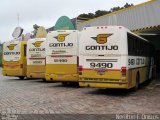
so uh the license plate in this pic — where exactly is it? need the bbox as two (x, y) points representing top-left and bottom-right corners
(95, 68), (106, 75)
(97, 71), (105, 75)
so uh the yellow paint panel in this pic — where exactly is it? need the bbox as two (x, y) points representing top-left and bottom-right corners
(128, 67), (150, 88)
(45, 64), (78, 81)
(79, 82), (128, 89)
(81, 70), (122, 79)
(3, 69), (23, 76)
(79, 65), (151, 89)
(27, 65), (46, 78)
(79, 70), (129, 89)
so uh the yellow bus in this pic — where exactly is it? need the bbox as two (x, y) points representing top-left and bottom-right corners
(27, 38), (46, 80)
(79, 26), (154, 90)
(2, 40), (27, 79)
(45, 30), (79, 84)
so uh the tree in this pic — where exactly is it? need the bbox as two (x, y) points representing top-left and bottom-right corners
(31, 24), (40, 38)
(111, 6), (121, 12)
(77, 3), (134, 19)
(94, 10), (111, 17)
(33, 24), (40, 30)
(78, 13), (95, 19)
(124, 3), (134, 8)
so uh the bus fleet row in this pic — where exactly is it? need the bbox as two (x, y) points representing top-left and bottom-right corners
(2, 26), (154, 90)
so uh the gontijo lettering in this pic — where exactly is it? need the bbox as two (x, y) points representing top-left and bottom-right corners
(29, 48), (45, 51)
(49, 43), (73, 47)
(4, 52), (20, 55)
(86, 45), (118, 50)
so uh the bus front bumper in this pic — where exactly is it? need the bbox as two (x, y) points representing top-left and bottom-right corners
(27, 72), (45, 79)
(3, 69), (24, 77)
(79, 80), (129, 89)
(45, 73), (79, 82)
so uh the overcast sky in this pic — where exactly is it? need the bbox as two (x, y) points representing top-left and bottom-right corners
(0, 0), (148, 42)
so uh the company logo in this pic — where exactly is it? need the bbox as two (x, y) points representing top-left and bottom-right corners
(54, 34), (69, 42)
(32, 41), (43, 48)
(7, 44), (17, 50)
(91, 34), (112, 44)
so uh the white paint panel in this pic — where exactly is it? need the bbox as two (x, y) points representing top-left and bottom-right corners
(46, 55), (77, 64)
(79, 26), (129, 71)
(83, 55), (121, 70)
(128, 56), (149, 69)
(27, 59), (45, 65)
(27, 38), (46, 65)
(79, 26), (128, 56)
(3, 40), (21, 62)
(46, 30), (78, 65)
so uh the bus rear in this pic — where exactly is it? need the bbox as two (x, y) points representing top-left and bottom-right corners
(27, 38), (46, 79)
(79, 26), (129, 89)
(45, 30), (79, 83)
(2, 40), (27, 79)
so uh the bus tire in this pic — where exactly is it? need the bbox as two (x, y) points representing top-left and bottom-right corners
(42, 79), (46, 82)
(133, 73), (140, 91)
(19, 76), (25, 80)
(62, 82), (68, 85)
(152, 68), (155, 79)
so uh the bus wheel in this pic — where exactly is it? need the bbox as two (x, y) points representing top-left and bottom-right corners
(152, 68), (155, 79)
(42, 79), (46, 82)
(62, 82), (68, 85)
(133, 73), (140, 91)
(70, 82), (79, 86)
(19, 76), (25, 80)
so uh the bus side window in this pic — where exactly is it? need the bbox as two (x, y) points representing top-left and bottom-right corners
(127, 33), (136, 55)
(24, 45), (27, 56)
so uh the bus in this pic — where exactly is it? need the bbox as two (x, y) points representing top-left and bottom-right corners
(79, 26), (154, 90)
(45, 30), (79, 84)
(27, 38), (46, 80)
(2, 40), (27, 79)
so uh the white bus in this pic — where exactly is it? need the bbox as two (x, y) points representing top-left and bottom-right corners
(79, 26), (154, 90)
(27, 38), (46, 79)
(45, 30), (79, 84)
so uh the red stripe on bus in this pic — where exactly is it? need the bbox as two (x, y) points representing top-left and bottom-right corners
(82, 68), (121, 71)
(50, 55), (73, 57)
(4, 65), (20, 67)
(29, 58), (45, 60)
